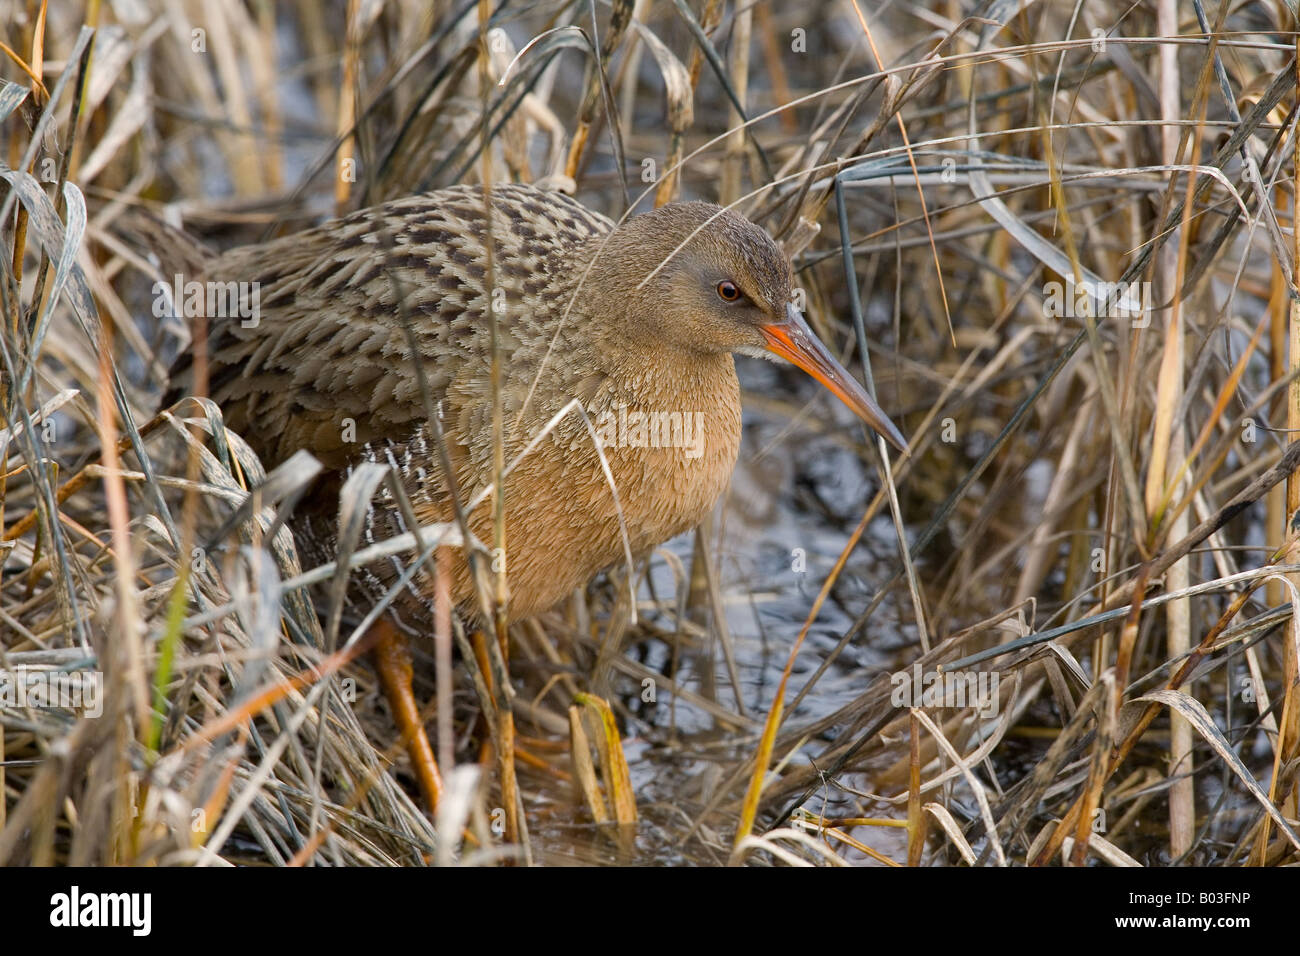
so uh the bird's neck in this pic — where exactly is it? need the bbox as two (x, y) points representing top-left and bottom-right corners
(595, 338), (735, 405)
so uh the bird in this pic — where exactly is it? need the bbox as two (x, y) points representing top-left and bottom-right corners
(160, 181), (906, 820)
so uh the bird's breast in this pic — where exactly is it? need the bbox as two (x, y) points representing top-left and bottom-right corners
(556, 354), (743, 561)
(440, 354), (744, 619)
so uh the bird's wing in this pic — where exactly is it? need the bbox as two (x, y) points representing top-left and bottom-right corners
(166, 183), (613, 473)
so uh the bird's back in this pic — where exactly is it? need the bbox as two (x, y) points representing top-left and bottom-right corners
(170, 183), (615, 475)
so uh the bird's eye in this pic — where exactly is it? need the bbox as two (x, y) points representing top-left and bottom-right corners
(716, 280), (742, 302)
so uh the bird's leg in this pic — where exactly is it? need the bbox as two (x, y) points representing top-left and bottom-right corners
(470, 628), (524, 847)
(372, 618), (443, 811)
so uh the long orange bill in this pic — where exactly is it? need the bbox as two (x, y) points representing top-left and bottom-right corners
(761, 303), (908, 453)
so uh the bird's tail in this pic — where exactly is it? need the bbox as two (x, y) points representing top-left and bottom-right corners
(115, 209), (218, 410)
(115, 207), (216, 282)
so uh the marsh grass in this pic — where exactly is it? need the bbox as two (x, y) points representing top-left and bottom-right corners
(2, 0), (1299, 867)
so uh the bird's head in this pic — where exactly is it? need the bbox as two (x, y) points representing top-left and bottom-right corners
(584, 201), (907, 452)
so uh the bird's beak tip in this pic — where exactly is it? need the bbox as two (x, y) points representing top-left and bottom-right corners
(761, 307), (908, 454)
